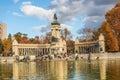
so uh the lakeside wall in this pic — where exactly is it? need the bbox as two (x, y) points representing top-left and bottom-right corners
(0, 57), (15, 62)
(78, 53), (120, 60)
(1, 53), (120, 62)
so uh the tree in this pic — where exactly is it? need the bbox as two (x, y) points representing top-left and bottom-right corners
(101, 21), (119, 52)
(66, 39), (74, 53)
(61, 28), (72, 40)
(3, 38), (12, 56)
(77, 27), (93, 41)
(106, 4), (120, 33)
(92, 28), (101, 41)
(105, 1), (120, 51)
(8, 33), (12, 39)
(0, 39), (3, 56)
(44, 32), (51, 43)
(14, 32), (22, 38)
(13, 32), (30, 43)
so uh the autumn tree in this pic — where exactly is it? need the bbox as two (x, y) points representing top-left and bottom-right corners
(44, 32), (51, 43)
(13, 32), (31, 44)
(101, 22), (119, 52)
(14, 32), (22, 39)
(92, 28), (101, 41)
(29, 36), (40, 44)
(0, 39), (3, 56)
(3, 37), (12, 56)
(105, 1), (120, 51)
(66, 39), (74, 53)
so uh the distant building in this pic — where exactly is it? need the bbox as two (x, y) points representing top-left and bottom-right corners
(0, 23), (6, 40)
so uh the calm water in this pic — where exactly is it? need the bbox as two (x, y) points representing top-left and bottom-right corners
(0, 59), (120, 80)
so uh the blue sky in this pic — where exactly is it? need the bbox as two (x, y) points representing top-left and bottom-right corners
(0, 0), (119, 39)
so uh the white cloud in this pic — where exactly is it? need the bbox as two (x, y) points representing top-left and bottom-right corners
(61, 24), (73, 30)
(22, 1), (31, 5)
(33, 25), (50, 33)
(50, 0), (119, 27)
(12, 12), (23, 17)
(21, 0), (119, 29)
(32, 24), (73, 33)
(13, 0), (19, 3)
(50, 0), (85, 23)
(21, 2), (55, 21)
(51, 0), (68, 5)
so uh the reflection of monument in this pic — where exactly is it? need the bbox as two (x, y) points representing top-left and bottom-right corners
(53, 61), (68, 80)
(12, 61), (68, 80)
(100, 60), (107, 80)
(13, 62), (36, 80)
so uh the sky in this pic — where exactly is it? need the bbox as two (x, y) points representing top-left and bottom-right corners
(0, 0), (119, 39)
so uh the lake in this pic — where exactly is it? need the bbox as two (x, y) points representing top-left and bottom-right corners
(0, 59), (120, 80)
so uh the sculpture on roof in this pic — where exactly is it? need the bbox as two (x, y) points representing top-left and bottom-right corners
(54, 13), (57, 20)
(51, 13), (60, 25)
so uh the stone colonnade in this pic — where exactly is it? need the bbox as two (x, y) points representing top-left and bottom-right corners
(18, 48), (50, 56)
(78, 43), (99, 54)
(75, 33), (105, 54)
(75, 41), (101, 54)
(12, 39), (51, 56)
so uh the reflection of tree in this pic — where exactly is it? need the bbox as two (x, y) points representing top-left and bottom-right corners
(0, 39), (3, 56)
(0, 64), (1, 80)
(1, 63), (13, 79)
(107, 59), (120, 80)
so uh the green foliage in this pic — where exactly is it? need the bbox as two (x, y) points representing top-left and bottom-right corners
(8, 33), (12, 39)
(30, 50), (34, 55)
(19, 52), (24, 56)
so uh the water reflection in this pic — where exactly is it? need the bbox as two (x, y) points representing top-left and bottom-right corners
(0, 63), (13, 80)
(100, 60), (106, 80)
(0, 59), (120, 80)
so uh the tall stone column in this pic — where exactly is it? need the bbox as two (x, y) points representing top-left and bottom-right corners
(12, 39), (19, 56)
(99, 33), (105, 53)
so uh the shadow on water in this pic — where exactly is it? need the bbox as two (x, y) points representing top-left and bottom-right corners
(0, 59), (120, 80)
